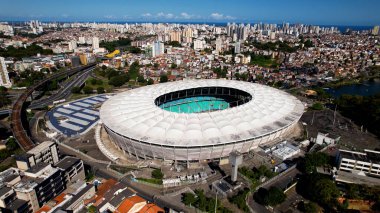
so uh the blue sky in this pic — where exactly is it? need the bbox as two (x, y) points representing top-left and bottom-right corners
(1, 0), (379, 26)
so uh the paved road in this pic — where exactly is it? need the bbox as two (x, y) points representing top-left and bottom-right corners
(0, 67), (94, 116)
(58, 144), (188, 212)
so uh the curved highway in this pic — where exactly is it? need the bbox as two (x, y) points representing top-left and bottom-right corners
(11, 63), (96, 151)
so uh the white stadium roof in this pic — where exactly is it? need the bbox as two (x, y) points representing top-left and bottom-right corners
(100, 80), (304, 147)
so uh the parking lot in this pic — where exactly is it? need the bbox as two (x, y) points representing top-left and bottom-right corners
(47, 94), (112, 136)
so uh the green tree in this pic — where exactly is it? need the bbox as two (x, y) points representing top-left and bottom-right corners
(0, 86), (11, 107)
(147, 78), (154, 85)
(153, 63), (159, 68)
(310, 102), (323, 110)
(137, 75), (145, 83)
(171, 63), (177, 69)
(71, 86), (82, 94)
(182, 193), (197, 206)
(313, 178), (340, 205)
(88, 205), (96, 213)
(6, 137), (19, 151)
(160, 74), (168, 83)
(83, 86), (93, 94)
(90, 78), (98, 85)
(97, 87), (105, 94)
(151, 169), (164, 179)
(109, 76), (126, 87)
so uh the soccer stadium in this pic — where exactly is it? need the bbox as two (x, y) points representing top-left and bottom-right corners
(100, 79), (304, 163)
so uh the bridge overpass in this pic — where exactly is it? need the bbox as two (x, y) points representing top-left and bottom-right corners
(10, 63), (96, 151)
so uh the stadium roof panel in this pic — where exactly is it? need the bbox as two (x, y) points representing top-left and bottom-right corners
(100, 80), (304, 147)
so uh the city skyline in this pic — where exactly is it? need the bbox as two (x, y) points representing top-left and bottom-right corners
(1, 0), (380, 26)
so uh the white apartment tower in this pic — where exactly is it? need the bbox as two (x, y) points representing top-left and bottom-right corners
(0, 57), (12, 88)
(92, 37), (100, 49)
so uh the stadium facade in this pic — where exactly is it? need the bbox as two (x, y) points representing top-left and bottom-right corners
(100, 80), (304, 163)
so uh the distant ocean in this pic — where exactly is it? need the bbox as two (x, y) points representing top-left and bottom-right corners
(5, 20), (374, 32)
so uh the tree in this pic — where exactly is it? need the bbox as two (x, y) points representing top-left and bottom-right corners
(171, 63), (177, 69)
(71, 86), (81, 94)
(0, 86), (11, 107)
(254, 187), (286, 206)
(299, 201), (319, 213)
(310, 102), (323, 110)
(302, 152), (329, 173)
(82, 86), (93, 94)
(137, 75), (145, 83)
(182, 193), (197, 206)
(88, 205), (96, 213)
(313, 178), (340, 205)
(109, 76), (126, 87)
(160, 74), (168, 83)
(153, 63), (159, 68)
(266, 187), (286, 206)
(97, 87), (105, 94)
(90, 78), (98, 85)
(6, 137), (19, 151)
(151, 169), (164, 179)
(147, 78), (154, 85)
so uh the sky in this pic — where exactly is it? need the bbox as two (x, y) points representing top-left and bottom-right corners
(1, 0), (379, 26)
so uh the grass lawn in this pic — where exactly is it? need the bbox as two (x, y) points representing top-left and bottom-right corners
(251, 55), (279, 68)
(85, 77), (114, 92)
(136, 177), (163, 185)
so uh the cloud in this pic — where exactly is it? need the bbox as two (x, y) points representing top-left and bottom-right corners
(156, 12), (174, 19)
(210, 13), (235, 20)
(61, 14), (69, 18)
(180, 12), (192, 19)
(104, 15), (116, 19)
(141, 13), (152, 17)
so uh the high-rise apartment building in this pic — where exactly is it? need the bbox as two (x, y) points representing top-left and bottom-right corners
(373, 26), (380, 35)
(92, 37), (100, 49)
(215, 37), (223, 53)
(151, 41), (165, 57)
(170, 31), (181, 42)
(0, 57), (12, 88)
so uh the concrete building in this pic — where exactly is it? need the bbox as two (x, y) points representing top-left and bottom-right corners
(372, 26), (379, 35)
(10, 164), (65, 212)
(169, 31), (181, 42)
(16, 141), (60, 171)
(215, 38), (222, 53)
(0, 57), (12, 88)
(229, 151), (243, 182)
(234, 41), (241, 54)
(314, 132), (340, 145)
(271, 142), (300, 160)
(55, 156), (85, 186)
(193, 39), (204, 51)
(151, 41), (164, 57)
(337, 149), (380, 178)
(92, 37), (99, 49)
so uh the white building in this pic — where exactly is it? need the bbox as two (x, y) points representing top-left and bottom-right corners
(0, 57), (12, 88)
(193, 39), (205, 51)
(337, 149), (380, 178)
(215, 38), (222, 53)
(272, 142), (300, 160)
(151, 41), (164, 57)
(92, 37), (99, 49)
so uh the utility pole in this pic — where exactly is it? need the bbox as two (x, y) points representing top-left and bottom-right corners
(333, 104), (337, 126)
(214, 192), (218, 213)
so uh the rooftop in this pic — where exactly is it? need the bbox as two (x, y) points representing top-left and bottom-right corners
(100, 79), (304, 147)
(27, 141), (55, 155)
(55, 156), (81, 171)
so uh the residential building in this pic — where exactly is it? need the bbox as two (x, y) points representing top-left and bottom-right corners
(0, 57), (12, 88)
(55, 156), (85, 185)
(16, 141), (60, 171)
(11, 164), (65, 212)
(372, 26), (379, 35)
(92, 37), (99, 49)
(152, 41), (165, 57)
